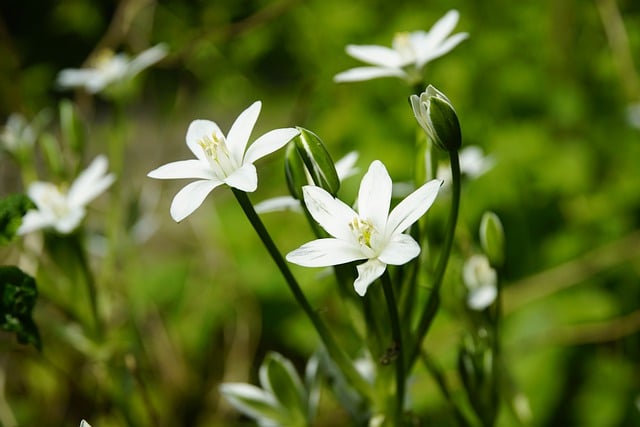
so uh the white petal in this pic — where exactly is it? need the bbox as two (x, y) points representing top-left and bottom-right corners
(354, 259), (387, 296)
(378, 233), (420, 265)
(386, 179), (442, 236)
(186, 120), (224, 162)
(358, 161), (392, 231)
(54, 208), (86, 234)
(468, 285), (497, 311)
(128, 44), (168, 77)
(68, 156), (115, 207)
(27, 182), (60, 207)
(17, 211), (53, 235)
(169, 180), (221, 222)
(219, 383), (279, 421)
(224, 163), (257, 192)
(243, 128), (299, 165)
(345, 44), (403, 67)
(227, 101), (261, 164)
(418, 33), (468, 67)
(302, 186), (357, 241)
(148, 159), (215, 180)
(254, 196), (303, 214)
(334, 67), (407, 83)
(426, 10), (460, 46)
(286, 238), (365, 267)
(56, 69), (96, 89)
(334, 151), (359, 180)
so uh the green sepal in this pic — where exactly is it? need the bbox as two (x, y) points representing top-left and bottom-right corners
(0, 193), (35, 246)
(429, 95), (462, 151)
(479, 211), (505, 267)
(0, 265), (41, 350)
(290, 127), (340, 196)
(285, 141), (308, 200)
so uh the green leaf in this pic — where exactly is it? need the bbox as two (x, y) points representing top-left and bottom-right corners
(0, 193), (35, 245)
(259, 352), (307, 423)
(0, 265), (41, 350)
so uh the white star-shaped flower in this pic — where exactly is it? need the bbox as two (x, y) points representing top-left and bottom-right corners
(286, 160), (442, 296)
(57, 44), (167, 94)
(334, 10), (468, 84)
(18, 155), (115, 235)
(148, 101), (300, 222)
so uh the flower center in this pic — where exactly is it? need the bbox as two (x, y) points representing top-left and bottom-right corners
(198, 131), (238, 177)
(41, 185), (71, 219)
(349, 216), (377, 251)
(392, 32), (417, 64)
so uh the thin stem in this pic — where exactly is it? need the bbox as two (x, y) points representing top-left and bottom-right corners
(70, 232), (102, 337)
(232, 188), (373, 400)
(381, 270), (405, 424)
(409, 150), (461, 369)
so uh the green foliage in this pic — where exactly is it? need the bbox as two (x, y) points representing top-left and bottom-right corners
(0, 193), (34, 245)
(0, 266), (40, 350)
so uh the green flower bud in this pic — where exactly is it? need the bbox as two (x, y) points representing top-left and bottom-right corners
(285, 127), (340, 199)
(410, 85), (462, 152)
(479, 211), (505, 267)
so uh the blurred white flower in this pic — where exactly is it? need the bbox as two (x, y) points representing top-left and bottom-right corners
(463, 254), (497, 310)
(18, 155), (115, 235)
(148, 101), (299, 222)
(0, 112), (49, 155)
(80, 420), (92, 427)
(334, 10), (468, 84)
(254, 151), (360, 214)
(287, 160), (442, 296)
(626, 102), (640, 130)
(57, 44), (168, 94)
(437, 145), (495, 187)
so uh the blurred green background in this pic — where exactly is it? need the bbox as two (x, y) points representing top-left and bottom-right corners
(1, 0), (640, 425)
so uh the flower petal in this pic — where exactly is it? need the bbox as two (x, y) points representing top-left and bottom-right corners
(54, 208), (86, 234)
(186, 120), (224, 162)
(418, 33), (468, 67)
(243, 128), (299, 165)
(224, 163), (257, 192)
(286, 238), (365, 267)
(354, 259), (386, 296)
(334, 151), (359, 181)
(468, 286), (497, 311)
(254, 196), (303, 214)
(334, 67), (407, 83)
(302, 186), (357, 242)
(345, 44), (403, 67)
(426, 9), (460, 47)
(68, 156), (115, 207)
(378, 233), (420, 265)
(386, 179), (442, 236)
(357, 161), (391, 232)
(17, 211), (53, 235)
(227, 101), (261, 165)
(169, 179), (221, 222)
(148, 159), (215, 180)
(128, 44), (168, 77)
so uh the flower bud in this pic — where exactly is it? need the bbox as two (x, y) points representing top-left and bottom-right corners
(410, 85), (461, 152)
(479, 211), (505, 267)
(285, 127), (340, 199)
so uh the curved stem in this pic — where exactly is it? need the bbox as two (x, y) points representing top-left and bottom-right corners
(232, 188), (373, 400)
(381, 270), (405, 423)
(409, 150), (461, 369)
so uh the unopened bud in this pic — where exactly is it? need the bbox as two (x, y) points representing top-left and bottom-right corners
(410, 85), (461, 152)
(479, 211), (505, 267)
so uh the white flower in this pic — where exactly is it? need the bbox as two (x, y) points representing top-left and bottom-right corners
(334, 10), (468, 84)
(254, 151), (360, 214)
(57, 44), (168, 94)
(18, 155), (115, 235)
(437, 145), (495, 186)
(148, 101), (300, 222)
(463, 254), (497, 310)
(80, 421), (92, 427)
(286, 160), (442, 296)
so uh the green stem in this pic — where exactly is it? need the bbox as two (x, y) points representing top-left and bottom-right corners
(232, 189), (373, 400)
(381, 270), (405, 424)
(409, 150), (461, 369)
(70, 232), (102, 337)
